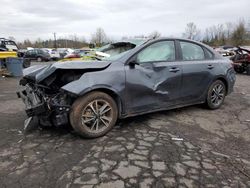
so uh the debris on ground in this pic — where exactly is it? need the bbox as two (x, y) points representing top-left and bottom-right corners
(171, 137), (184, 141)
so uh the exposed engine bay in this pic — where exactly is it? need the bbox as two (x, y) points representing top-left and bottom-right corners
(18, 70), (80, 127)
(17, 61), (110, 128)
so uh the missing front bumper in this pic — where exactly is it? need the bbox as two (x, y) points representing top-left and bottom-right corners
(17, 85), (70, 127)
(17, 85), (47, 117)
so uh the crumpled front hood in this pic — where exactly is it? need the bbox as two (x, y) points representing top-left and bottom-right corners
(23, 61), (111, 83)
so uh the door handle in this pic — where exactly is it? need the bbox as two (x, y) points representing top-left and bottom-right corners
(169, 67), (180, 73)
(207, 65), (214, 69)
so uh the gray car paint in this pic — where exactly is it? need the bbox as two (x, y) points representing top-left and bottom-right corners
(22, 38), (236, 119)
(23, 61), (111, 83)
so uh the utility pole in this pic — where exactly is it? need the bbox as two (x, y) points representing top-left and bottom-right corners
(65, 38), (68, 48)
(53, 32), (57, 49)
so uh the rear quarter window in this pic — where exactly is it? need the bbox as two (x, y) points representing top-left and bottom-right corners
(203, 47), (214, 59)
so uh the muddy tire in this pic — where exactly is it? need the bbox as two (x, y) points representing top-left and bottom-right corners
(70, 91), (118, 138)
(206, 80), (226, 110)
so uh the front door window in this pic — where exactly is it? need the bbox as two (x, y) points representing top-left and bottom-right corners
(136, 41), (175, 63)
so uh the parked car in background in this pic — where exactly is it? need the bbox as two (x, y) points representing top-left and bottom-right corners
(214, 46), (235, 57)
(64, 49), (90, 58)
(0, 38), (18, 52)
(18, 49), (27, 57)
(18, 38), (235, 138)
(0, 38), (19, 59)
(0, 38), (31, 68)
(231, 47), (250, 74)
(57, 48), (74, 58)
(49, 49), (61, 61)
(23, 49), (50, 62)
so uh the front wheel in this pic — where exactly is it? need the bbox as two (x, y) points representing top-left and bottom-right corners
(70, 91), (118, 138)
(23, 58), (31, 68)
(206, 80), (226, 109)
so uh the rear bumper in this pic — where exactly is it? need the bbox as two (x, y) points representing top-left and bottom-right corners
(226, 68), (236, 95)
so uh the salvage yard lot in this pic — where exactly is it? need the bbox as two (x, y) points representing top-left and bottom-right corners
(0, 65), (250, 187)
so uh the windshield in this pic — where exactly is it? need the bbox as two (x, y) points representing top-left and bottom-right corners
(94, 39), (149, 61)
(103, 50), (131, 61)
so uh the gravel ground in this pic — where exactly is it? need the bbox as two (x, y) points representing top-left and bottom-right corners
(0, 66), (249, 187)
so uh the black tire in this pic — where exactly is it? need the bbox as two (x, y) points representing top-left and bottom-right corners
(37, 57), (42, 62)
(70, 91), (118, 138)
(246, 65), (250, 75)
(206, 80), (226, 109)
(234, 65), (245, 73)
(23, 58), (31, 68)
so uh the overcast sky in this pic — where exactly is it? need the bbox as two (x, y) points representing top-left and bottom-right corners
(0, 0), (249, 42)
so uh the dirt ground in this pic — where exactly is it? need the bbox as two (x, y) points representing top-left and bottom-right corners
(0, 68), (249, 187)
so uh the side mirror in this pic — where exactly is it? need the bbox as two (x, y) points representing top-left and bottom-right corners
(128, 59), (139, 67)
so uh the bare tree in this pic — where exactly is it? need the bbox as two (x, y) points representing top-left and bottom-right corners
(215, 24), (226, 45)
(148, 31), (161, 39)
(203, 28), (211, 43)
(231, 20), (247, 46)
(91, 27), (108, 47)
(225, 22), (233, 39)
(203, 24), (228, 46)
(183, 22), (200, 40)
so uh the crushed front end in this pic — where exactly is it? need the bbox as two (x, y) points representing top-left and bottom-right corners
(17, 61), (111, 130)
(17, 80), (72, 128)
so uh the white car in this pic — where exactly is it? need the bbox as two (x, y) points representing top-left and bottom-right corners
(41, 48), (61, 61)
(50, 49), (61, 60)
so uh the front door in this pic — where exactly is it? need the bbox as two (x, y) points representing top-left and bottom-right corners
(125, 40), (182, 114)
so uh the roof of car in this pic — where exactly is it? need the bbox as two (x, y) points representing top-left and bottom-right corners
(150, 37), (214, 50)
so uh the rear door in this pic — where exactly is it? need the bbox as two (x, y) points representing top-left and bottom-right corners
(178, 40), (217, 103)
(125, 40), (183, 114)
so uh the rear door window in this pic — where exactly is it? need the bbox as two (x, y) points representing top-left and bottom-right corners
(180, 41), (205, 61)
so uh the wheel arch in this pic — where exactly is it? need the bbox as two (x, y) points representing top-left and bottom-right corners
(214, 76), (229, 95)
(79, 87), (123, 118)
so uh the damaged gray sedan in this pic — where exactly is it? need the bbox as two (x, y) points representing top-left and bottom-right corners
(17, 38), (236, 138)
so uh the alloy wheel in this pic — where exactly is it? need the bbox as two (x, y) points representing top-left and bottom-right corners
(81, 99), (113, 133)
(210, 83), (225, 106)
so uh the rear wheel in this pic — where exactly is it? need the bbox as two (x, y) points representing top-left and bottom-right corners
(234, 65), (245, 73)
(246, 65), (250, 75)
(37, 57), (42, 62)
(206, 80), (226, 109)
(70, 91), (118, 138)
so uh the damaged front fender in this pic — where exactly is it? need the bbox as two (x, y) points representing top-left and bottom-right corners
(61, 64), (125, 96)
